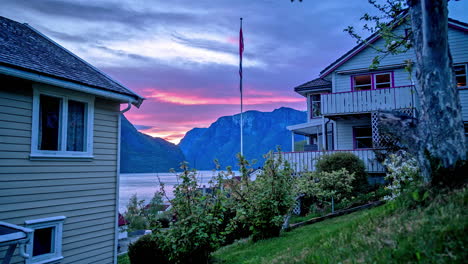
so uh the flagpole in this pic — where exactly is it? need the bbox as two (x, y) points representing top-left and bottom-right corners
(239, 17), (244, 157)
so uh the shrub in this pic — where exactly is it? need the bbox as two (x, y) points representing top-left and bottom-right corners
(128, 234), (169, 264)
(316, 152), (369, 194)
(296, 168), (355, 204)
(157, 163), (231, 263)
(124, 194), (148, 231)
(234, 152), (296, 241)
(383, 150), (420, 200)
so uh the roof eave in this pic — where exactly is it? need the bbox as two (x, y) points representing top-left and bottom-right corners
(0, 65), (144, 107)
(319, 16), (468, 79)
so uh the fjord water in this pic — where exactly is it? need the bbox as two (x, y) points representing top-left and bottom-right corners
(119, 171), (238, 212)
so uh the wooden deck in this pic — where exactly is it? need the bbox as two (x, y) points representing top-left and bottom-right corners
(278, 149), (385, 173)
(321, 85), (415, 116)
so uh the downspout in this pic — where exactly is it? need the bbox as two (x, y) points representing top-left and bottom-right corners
(114, 102), (132, 264)
(324, 119), (331, 150)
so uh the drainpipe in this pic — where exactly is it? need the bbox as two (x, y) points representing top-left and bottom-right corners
(115, 102), (131, 264)
(324, 119), (331, 151)
(120, 102), (132, 114)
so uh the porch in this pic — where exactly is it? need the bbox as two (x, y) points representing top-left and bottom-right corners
(321, 85), (415, 116)
(278, 149), (385, 173)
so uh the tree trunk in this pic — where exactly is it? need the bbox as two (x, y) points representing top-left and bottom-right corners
(407, 0), (466, 182)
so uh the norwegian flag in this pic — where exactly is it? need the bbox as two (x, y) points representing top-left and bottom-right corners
(239, 24), (244, 80)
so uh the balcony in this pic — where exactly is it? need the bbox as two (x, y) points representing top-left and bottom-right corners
(278, 149), (385, 173)
(321, 85), (415, 116)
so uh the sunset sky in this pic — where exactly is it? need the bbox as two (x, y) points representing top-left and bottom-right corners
(1, 0), (467, 144)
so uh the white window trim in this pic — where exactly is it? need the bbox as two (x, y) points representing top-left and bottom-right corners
(30, 84), (94, 160)
(24, 216), (66, 264)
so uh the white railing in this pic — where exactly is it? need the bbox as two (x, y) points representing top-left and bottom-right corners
(321, 85), (415, 115)
(278, 149), (385, 173)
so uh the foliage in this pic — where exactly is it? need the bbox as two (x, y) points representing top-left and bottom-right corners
(231, 151), (296, 242)
(343, 0), (410, 69)
(296, 168), (355, 203)
(117, 254), (130, 264)
(124, 194), (148, 231)
(316, 152), (369, 194)
(124, 191), (167, 232)
(213, 186), (468, 264)
(383, 150), (420, 200)
(155, 163), (233, 264)
(128, 234), (169, 264)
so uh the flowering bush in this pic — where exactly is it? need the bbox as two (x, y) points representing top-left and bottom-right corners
(383, 150), (420, 200)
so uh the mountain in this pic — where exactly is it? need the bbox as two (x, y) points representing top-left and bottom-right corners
(120, 115), (185, 173)
(178, 107), (306, 170)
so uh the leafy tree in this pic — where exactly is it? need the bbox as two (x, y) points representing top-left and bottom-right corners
(231, 151), (296, 241)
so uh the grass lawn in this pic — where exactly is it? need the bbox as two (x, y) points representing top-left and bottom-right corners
(212, 187), (467, 264)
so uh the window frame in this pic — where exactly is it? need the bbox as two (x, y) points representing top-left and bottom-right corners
(309, 93), (322, 119)
(454, 63), (467, 88)
(353, 126), (373, 149)
(30, 85), (94, 160)
(24, 216), (66, 264)
(351, 71), (394, 91)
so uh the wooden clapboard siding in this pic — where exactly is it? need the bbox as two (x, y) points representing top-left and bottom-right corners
(0, 78), (120, 264)
(332, 26), (466, 94)
(335, 118), (370, 150)
(460, 89), (468, 121)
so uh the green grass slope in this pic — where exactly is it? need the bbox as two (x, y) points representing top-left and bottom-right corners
(212, 187), (467, 264)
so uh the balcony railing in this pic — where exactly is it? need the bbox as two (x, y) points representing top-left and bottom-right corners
(278, 149), (385, 173)
(321, 85), (415, 116)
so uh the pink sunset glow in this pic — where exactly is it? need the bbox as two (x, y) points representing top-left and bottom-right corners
(141, 88), (303, 106)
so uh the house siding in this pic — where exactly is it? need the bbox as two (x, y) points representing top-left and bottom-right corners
(0, 79), (119, 264)
(332, 26), (467, 93)
(461, 89), (468, 120)
(335, 118), (371, 150)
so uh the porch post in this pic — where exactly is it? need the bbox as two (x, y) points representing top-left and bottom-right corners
(291, 131), (295, 152)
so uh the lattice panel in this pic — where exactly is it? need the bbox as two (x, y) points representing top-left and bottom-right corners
(372, 108), (415, 148)
(292, 199), (301, 215)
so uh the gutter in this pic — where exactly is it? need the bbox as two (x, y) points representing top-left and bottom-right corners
(0, 65), (143, 107)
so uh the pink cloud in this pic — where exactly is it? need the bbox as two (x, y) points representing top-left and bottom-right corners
(140, 88), (303, 106)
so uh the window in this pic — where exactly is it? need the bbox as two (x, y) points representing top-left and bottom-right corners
(25, 216), (66, 264)
(375, 73), (392, 89)
(353, 126), (373, 149)
(31, 86), (94, 159)
(353, 74), (372, 91)
(310, 94), (321, 118)
(455, 64), (467, 87)
(352, 72), (393, 91)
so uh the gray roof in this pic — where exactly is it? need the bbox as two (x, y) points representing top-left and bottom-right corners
(0, 16), (143, 106)
(294, 78), (331, 94)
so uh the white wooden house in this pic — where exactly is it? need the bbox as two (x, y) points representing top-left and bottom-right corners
(0, 16), (144, 264)
(283, 17), (468, 174)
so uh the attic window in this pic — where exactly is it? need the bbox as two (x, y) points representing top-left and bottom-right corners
(31, 86), (94, 160)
